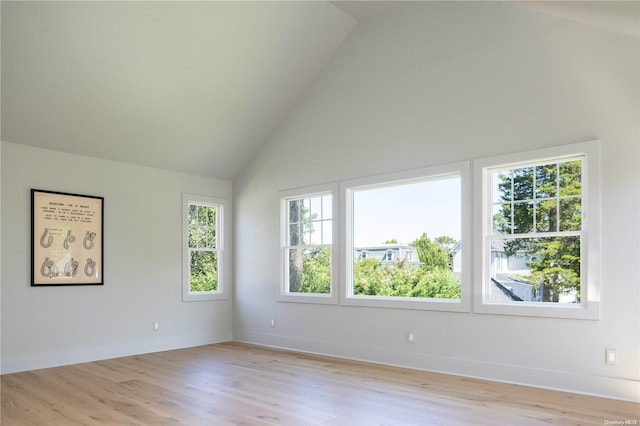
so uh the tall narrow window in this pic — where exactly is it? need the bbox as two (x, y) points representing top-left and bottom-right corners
(280, 184), (338, 304)
(475, 141), (600, 319)
(342, 162), (471, 312)
(183, 194), (228, 302)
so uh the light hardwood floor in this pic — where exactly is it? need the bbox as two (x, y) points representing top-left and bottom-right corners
(1, 342), (638, 425)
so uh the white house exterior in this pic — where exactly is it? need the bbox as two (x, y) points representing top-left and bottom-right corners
(354, 244), (420, 265)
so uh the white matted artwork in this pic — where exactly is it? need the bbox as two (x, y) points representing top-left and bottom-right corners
(31, 189), (104, 286)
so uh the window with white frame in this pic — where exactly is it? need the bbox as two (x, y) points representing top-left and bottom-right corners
(183, 194), (229, 302)
(342, 162), (470, 312)
(280, 184), (338, 303)
(474, 141), (600, 319)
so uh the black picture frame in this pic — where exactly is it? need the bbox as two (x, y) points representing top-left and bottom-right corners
(31, 189), (104, 286)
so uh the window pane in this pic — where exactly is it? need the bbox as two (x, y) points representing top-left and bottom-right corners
(207, 228), (217, 248)
(559, 160), (582, 196)
(287, 247), (330, 294)
(289, 223), (304, 246)
(289, 199), (303, 223)
(190, 250), (218, 292)
(322, 221), (332, 245)
(535, 199), (558, 232)
(492, 203), (512, 235)
(512, 167), (534, 201)
(351, 176), (461, 299)
(322, 195), (332, 220)
(193, 227), (206, 248)
(489, 236), (580, 303)
(309, 222), (321, 245)
(197, 206), (207, 226)
(188, 225), (197, 248)
(493, 171), (512, 201)
(535, 163), (557, 199)
(560, 197), (581, 231)
(188, 204), (198, 227)
(512, 201), (533, 234)
(309, 196), (322, 222)
(207, 206), (216, 227)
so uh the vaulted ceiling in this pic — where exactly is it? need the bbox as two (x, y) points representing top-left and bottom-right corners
(2, 1), (357, 179)
(2, 1), (638, 180)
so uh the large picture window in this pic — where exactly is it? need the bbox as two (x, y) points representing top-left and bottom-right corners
(342, 162), (470, 312)
(474, 141), (600, 319)
(280, 184), (338, 304)
(183, 194), (229, 302)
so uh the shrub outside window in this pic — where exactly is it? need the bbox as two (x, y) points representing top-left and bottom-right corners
(342, 162), (471, 312)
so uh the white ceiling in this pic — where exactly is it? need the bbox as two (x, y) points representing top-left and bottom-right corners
(1, 1), (356, 179)
(518, 1), (639, 38)
(2, 1), (638, 180)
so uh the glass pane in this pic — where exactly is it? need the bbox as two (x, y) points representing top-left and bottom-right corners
(512, 201), (533, 234)
(287, 247), (331, 294)
(322, 221), (332, 245)
(309, 221), (321, 245)
(535, 199), (558, 232)
(351, 176), (461, 299)
(535, 163), (557, 199)
(489, 236), (580, 304)
(289, 223), (304, 246)
(492, 203), (512, 235)
(191, 227), (205, 248)
(207, 206), (216, 227)
(309, 196), (322, 222)
(198, 206), (208, 226)
(560, 197), (581, 231)
(190, 250), (218, 292)
(559, 160), (582, 197)
(492, 171), (512, 202)
(289, 199), (304, 223)
(512, 167), (534, 201)
(188, 221), (198, 248)
(322, 195), (332, 220)
(188, 204), (198, 227)
(207, 228), (217, 248)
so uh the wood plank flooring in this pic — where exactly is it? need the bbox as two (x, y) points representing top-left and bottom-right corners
(2, 342), (638, 425)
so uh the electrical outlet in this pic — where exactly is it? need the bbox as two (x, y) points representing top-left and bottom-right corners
(153, 321), (159, 331)
(605, 348), (617, 365)
(271, 318), (276, 328)
(408, 332), (416, 343)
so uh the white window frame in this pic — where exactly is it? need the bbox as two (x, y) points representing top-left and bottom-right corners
(279, 183), (339, 304)
(474, 141), (600, 319)
(341, 162), (471, 312)
(182, 193), (230, 302)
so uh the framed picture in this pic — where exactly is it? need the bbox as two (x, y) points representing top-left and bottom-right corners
(31, 189), (104, 286)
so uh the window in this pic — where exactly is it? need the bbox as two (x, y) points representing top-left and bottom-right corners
(474, 141), (600, 319)
(280, 184), (338, 304)
(183, 194), (229, 302)
(342, 162), (470, 312)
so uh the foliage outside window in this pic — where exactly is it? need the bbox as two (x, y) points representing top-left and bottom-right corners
(280, 184), (337, 303)
(183, 194), (228, 302)
(475, 141), (600, 319)
(343, 162), (471, 312)
(491, 159), (582, 303)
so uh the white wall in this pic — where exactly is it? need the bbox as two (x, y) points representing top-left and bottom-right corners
(1, 141), (233, 373)
(233, 2), (639, 401)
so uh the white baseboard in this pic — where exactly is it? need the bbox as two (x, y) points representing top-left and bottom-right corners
(237, 331), (640, 403)
(1, 330), (233, 374)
